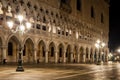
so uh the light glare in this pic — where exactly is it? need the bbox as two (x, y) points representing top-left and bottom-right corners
(101, 42), (105, 47)
(95, 43), (99, 48)
(117, 49), (120, 53)
(18, 15), (23, 22)
(26, 22), (31, 29)
(97, 39), (100, 44)
(20, 25), (25, 31)
(7, 21), (14, 29)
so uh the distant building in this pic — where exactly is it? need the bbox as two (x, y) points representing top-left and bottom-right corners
(0, 0), (109, 64)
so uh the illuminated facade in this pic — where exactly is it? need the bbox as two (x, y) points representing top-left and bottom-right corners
(0, 0), (109, 64)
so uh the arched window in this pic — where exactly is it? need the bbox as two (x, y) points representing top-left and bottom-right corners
(42, 26), (46, 31)
(8, 42), (13, 56)
(27, 1), (31, 8)
(34, 5), (37, 11)
(36, 24), (41, 29)
(20, 0), (24, 6)
(43, 16), (46, 23)
(16, 6), (20, 13)
(91, 6), (95, 18)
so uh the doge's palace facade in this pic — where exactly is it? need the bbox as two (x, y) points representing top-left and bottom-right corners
(0, 0), (109, 64)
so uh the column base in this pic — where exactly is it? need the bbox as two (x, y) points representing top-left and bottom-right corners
(16, 66), (24, 72)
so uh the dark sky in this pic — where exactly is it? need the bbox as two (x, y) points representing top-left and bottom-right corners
(109, 0), (120, 52)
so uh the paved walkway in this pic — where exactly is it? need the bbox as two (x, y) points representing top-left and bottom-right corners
(0, 62), (116, 80)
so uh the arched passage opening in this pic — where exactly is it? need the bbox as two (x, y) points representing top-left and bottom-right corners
(80, 47), (84, 63)
(86, 47), (89, 63)
(94, 49), (97, 62)
(90, 48), (93, 63)
(104, 50), (108, 62)
(38, 40), (46, 63)
(7, 36), (20, 62)
(73, 46), (77, 63)
(23, 38), (34, 63)
(58, 43), (64, 63)
(49, 42), (56, 63)
(101, 49), (104, 62)
(66, 45), (71, 63)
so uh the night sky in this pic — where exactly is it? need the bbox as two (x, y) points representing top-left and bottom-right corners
(109, 0), (120, 52)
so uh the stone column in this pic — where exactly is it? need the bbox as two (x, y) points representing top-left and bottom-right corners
(77, 53), (80, 63)
(2, 46), (7, 64)
(103, 53), (105, 62)
(100, 51), (102, 61)
(96, 51), (99, 62)
(83, 54), (86, 63)
(45, 50), (48, 63)
(92, 53), (95, 63)
(70, 52), (73, 63)
(106, 52), (108, 62)
(16, 48), (19, 62)
(55, 51), (58, 63)
(83, 49), (86, 63)
(63, 50), (66, 63)
(34, 48), (37, 63)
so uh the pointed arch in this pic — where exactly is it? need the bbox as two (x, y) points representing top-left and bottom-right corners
(7, 35), (20, 45)
(94, 48), (98, 62)
(37, 40), (46, 62)
(66, 44), (72, 63)
(79, 46), (84, 62)
(48, 42), (56, 63)
(90, 48), (93, 62)
(73, 45), (78, 63)
(23, 38), (34, 63)
(58, 43), (64, 57)
(7, 35), (20, 62)
(58, 43), (64, 63)
(86, 47), (89, 62)
(23, 37), (35, 46)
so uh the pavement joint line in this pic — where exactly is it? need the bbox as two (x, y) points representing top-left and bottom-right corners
(54, 67), (117, 80)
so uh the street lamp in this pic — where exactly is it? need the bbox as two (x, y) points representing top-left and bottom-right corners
(95, 39), (106, 63)
(7, 14), (31, 72)
(117, 48), (120, 53)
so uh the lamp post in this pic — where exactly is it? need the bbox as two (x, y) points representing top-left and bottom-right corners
(95, 39), (105, 63)
(7, 14), (31, 71)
